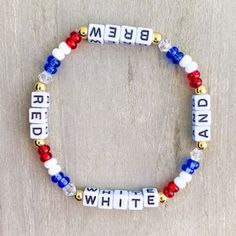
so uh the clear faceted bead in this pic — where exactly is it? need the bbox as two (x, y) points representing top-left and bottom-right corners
(38, 71), (53, 84)
(190, 148), (204, 162)
(63, 183), (77, 197)
(158, 38), (172, 52)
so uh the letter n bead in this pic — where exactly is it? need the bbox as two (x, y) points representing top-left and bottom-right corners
(143, 188), (159, 208)
(83, 187), (100, 207)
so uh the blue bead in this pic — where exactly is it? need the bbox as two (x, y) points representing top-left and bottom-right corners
(47, 55), (61, 67)
(58, 176), (70, 188)
(186, 159), (200, 170)
(181, 164), (194, 174)
(172, 52), (184, 64)
(166, 47), (179, 60)
(44, 63), (57, 74)
(51, 172), (64, 183)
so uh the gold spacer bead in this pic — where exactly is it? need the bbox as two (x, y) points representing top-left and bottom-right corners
(159, 192), (167, 203)
(152, 32), (162, 44)
(34, 139), (45, 148)
(34, 82), (47, 91)
(75, 189), (84, 201)
(195, 85), (207, 95)
(196, 141), (208, 150)
(79, 26), (88, 39)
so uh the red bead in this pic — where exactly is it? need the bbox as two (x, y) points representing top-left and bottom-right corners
(66, 37), (77, 49)
(189, 77), (202, 88)
(187, 70), (200, 81)
(163, 186), (174, 198)
(40, 152), (52, 162)
(168, 181), (179, 193)
(70, 31), (82, 44)
(38, 145), (50, 155)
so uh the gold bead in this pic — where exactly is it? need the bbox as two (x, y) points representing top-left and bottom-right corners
(79, 26), (88, 39)
(34, 82), (47, 91)
(196, 141), (208, 150)
(75, 189), (84, 201)
(152, 32), (162, 44)
(195, 85), (207, 95)
(159, 192), (167, 203)
(34, 139), (45, 148)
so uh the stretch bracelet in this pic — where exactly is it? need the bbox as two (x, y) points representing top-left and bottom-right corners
(29, 24), (211, 210)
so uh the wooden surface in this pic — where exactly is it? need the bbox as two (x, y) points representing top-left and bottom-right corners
(0, 0), (235, 235)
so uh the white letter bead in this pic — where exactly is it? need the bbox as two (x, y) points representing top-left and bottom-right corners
(88, 24), (105, 44)
(52, 48), (65, 61)
(113, 190), (128, 210)
(179, 55), (192, 68)
(98, 190), (113, 209)
(192, 94), (211, 111)
(174, 176), (187, 189)
(104, 24), (121, 44)
(136, 27), (153, 46)
(128, 191), (143, 210)
(192, 110), (211, 126)
(59, 42), (71, 55)
(48, 164), (62, 176)
(179, 171), (192, 183)
(29, 108), (48, 124)
(31, 92), (50, 108)
(185, 61), (198, 73)
(192, 126), (211, 141)
(120, 26), (137, 45)
(44, 158), (58, 169)
(83, 187), (100, 207)
(142, 188), (159, 208)
(30, 123), (48, 139)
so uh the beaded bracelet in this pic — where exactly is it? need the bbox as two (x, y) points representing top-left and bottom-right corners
(29, 24), (211, 210)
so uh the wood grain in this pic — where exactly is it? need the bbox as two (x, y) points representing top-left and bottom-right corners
(0, 0), (235, 235)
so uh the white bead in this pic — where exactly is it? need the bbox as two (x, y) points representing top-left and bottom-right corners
(135, 27), (153, 46)
(44, 158), (58, 169)
(30, 123), (48, 139)
(185, 61), (198, 73)
(104, 24), (121, 44)
(52, 48), (65, 61)
(192, 94), (211, 111)
(174, 176), (187, 189)
(29, 108), (48, 124)
(190, 148), (204, 162)
(113, 190), (129, 210)
(38, 71), (53, 84)
(98, 190), (113, 209)
(192, 110), (211, 126)
(179, 55), (192, 68)
(88, 24), (105, 44)
(179, 171), (192, 183)
(31, 91), (50, 108)
(128, 191), (143, 210)
(192, 126), (211, 142)
(58, 42), (71, 55)
(142, 188), (159, 208)
(120, 26), (137, 45)
(48, 164), (62, 176)
(83, 187), (100, 207)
